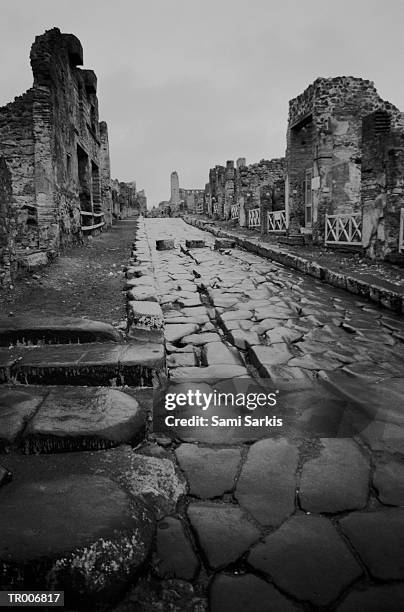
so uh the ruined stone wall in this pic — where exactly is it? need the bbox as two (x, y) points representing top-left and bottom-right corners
(0, 28), (116, 278)
(361, 110), (404, 260)
(29, 29), (107, 249)
(236, 158), (286, 230)
(287, 77), (399, 242)
(0, 91), (36, 249)
(0, 157), (16, 285)
(179, 188), (204, 212)
(208, 166), (225, 218)
(111, 180), (142, 218)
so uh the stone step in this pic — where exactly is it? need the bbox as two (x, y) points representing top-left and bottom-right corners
(0, 385), (148, 454)
(0, 316), (121, 346)
(0, 342), (164, 387)
(0, 446), (163, 607)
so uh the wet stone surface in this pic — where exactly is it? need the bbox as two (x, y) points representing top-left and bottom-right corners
(140, 217), (404, 610)
(4, 215), (403, 610)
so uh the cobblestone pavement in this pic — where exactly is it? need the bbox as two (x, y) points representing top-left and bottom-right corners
(124, 217), (404, 612)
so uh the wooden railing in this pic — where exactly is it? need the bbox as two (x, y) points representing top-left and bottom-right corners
(267, 210), (287, 232)
(248, 208), (261, 229)
(81, 210), (105, 232)
(325, 213), (362, 245)
(231, 204), (239, 220)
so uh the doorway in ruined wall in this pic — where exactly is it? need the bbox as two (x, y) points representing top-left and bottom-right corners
(77, 145), (92, 228)
(304, 168), (313, 228)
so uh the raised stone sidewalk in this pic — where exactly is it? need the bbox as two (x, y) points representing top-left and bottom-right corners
(185, 215), (404, 314)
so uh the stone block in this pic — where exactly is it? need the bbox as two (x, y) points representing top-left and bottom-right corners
(156, 239), (175, 251)
(128, 301), (164, 331)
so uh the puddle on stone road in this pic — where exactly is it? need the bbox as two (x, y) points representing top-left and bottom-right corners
(153, 377), (372, 444)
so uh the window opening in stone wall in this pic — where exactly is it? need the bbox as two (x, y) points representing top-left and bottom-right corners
(373, 110), (391, 135)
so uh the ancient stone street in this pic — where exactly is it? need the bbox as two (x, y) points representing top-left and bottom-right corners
(122, 216), (404, 611)
(1, 212), (404, 610)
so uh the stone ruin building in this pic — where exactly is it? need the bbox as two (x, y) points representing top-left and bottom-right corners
(196, 76), (404, 262)
(285, 77), (401, 252)
(206, 157), (286, 232)
(361, 109), (404, 261)
(165, 170), (204, 215)
(111, 180), (147, 219)
(0, 28), (145, 286)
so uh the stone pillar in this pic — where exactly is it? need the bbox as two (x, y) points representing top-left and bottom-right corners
(99, 121), (113, 228)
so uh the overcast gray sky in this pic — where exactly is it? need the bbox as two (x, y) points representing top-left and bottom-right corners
(1, 0), (403, 207)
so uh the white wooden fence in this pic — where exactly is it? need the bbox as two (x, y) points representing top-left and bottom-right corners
(267, 210), (287, 232)
(231, 204), (239, 220)
(248, 208), (261, 229)
(325, 213), (362, 245)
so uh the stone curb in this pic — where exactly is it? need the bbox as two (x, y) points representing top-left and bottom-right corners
(184, 216), (404, 314)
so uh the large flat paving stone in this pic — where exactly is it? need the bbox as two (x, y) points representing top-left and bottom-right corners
(165, 323), (199, 343)
(249, 344), (293, 374)
(0, 473), (154, 608)
(170, 365), (248, 384)
(23, 387), (145, 453)
(339, 508), (404, 580)
(248, 515), (362, 607)
(202, 342), (242, 366)
(322, 372), (404, 426)
(0, 387), (46, 450)
(299, 438), (370, 513)
(235, 438), (298, 526)
(187, 502), (260, 569)
(373, 460), (404, 506)
(181, 332), (221, 346)
(210, 573), (299, 612)
(0, 444), (185, 522)
(175, 444), (242, 498)
(155, 517), (199, 581)
(8, 342), (164, 386)
(337, 584), (404, 612)
(0, 315), (121, 346)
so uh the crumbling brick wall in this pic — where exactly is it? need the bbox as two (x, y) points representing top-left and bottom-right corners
(286, 77), (399, 243)
(0, 28), (113, 276)
(0, 157), (16, 286)
(207, 157), (285, 228)
(235, 158), (286, 231)
(111, 180), (142, 219)
(0, 91), (36, 250)
(361, 110), (404, 260)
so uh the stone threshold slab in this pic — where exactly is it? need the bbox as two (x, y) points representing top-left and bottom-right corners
(0, 316), (121, 346)
(0, 342), (164, 386)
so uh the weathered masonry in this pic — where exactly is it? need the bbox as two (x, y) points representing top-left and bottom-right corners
(111, 181), (147, 220)
(361, 110), (404, 261)
(0, 28), (144, 285)
(193, 76), (404, 261)
(206, 157), (286, 233)
(286, 77), (399, 249)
